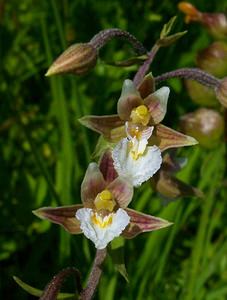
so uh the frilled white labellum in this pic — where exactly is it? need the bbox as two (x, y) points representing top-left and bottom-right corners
(112, 137), (162, 187)
(76, 208), (130, 249)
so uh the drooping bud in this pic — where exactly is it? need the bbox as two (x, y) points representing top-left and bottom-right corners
(45, 43), (98, 76)
(196, 42), (227, 78)
(216, 77), (227, 107)
(185, 79), (218, 107)
(180, 108), (224, 148)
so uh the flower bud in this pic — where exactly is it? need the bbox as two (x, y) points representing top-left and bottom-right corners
(185, 79), (218, 107)
(202, 13), (227, 40)
(216, 77), (227, 107)
(45, 43), (98, 76)
(180, 108), (224, 148)
(197, 42), (227, 78)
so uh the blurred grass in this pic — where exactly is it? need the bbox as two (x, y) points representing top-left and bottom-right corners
(1, 0), (227, 299)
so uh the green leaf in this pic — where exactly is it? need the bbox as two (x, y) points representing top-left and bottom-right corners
(13, 276), (76, 299)
(109, 237), (129, 282)
(160, 16), (177, 39)
(157, 31), (187, 47)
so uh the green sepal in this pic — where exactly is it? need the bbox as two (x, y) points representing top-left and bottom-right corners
(157, 31), (187, 47)
(159, 16), (187, 47)
(13, 276), (76, 299)
(160, 16), (177, 38)
(109, 237), (129, 283)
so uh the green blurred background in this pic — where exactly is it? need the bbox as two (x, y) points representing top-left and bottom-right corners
(1, 0), (227, 299)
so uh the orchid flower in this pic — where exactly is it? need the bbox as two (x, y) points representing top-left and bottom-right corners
(79, 74), (197, 151)
(33, 151), (171, 249)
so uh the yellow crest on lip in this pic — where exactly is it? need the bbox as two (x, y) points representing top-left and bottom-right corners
(94, 189), (116, 212)
(91, 213), (113, 228)
(130, 105), (150, 126)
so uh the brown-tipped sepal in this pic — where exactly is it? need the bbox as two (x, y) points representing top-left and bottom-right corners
(149, 124), (198, 151)
(123, 209), (172, 238)
(181, 108), (224, 148)
(78, 114), (124, 141)
(45, 43), (98, 76)
(33, 205), (83, 234)
(216, 77), (227, 107)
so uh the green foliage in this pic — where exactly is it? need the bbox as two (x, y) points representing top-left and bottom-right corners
(1, 0), (227, 299)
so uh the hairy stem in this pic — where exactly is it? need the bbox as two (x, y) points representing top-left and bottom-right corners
(155, 68), (220, 89)
(89, 28), (147, 55)
(80, 248), (107, 300)
(133, 44), (160, 87)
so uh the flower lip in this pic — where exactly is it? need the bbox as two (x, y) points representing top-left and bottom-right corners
(76, 207), (130, 249)
(112, 137), (162, 187)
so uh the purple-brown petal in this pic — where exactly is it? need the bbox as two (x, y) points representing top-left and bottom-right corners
(78, 115), (124, 140)
(149, 124), (198, 151)
(33, 205), (83, 234)
(137, 73), (155, 98)
(117, 79), (143, 120)
(122, 208), (172, 239)
(81, 163), (106, 207)
(99, 150), (118, 184)
(107, 177), (134, 208)
(144, 87), (170, 125)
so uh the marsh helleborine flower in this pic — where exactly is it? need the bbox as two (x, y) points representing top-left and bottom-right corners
(79, 75), (197, 186)
(33, 151), (171, 249)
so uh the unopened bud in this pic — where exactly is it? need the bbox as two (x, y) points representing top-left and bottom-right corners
(197, 42), (227, 78)
(216, 77), (227, 107)
(180, 108), (224, 148)
(185, 79), (218, 107)
(202, 13), (227, 40)
(45, 43), (98, 76)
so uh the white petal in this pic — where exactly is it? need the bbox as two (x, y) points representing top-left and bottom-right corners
(75, 208), (130, 249)
(112, 138), (162, 187)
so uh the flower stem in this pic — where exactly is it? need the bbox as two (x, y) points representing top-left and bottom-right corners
(155, 68), (220, 89)
(133, 44), (160, 87)
(89, 28), (147, 55)
(80, 248), (107, 300)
